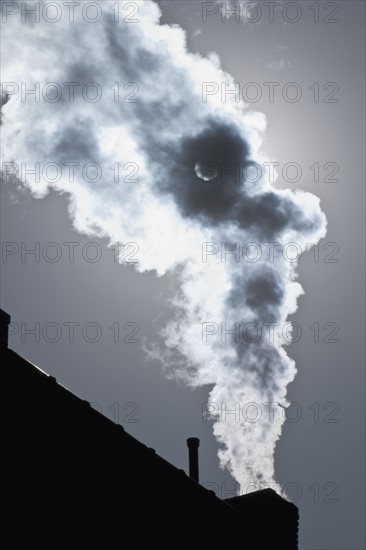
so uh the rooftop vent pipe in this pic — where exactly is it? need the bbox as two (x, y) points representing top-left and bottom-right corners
(186, 437), (200, 482)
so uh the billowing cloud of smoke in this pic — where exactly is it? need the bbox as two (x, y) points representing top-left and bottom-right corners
(1, 0), (326, 491)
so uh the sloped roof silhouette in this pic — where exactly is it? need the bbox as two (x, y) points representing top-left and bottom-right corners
(2, 309), (298, 549)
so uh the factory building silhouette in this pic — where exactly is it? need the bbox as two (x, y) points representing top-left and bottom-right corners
(1, 308), (298, 549)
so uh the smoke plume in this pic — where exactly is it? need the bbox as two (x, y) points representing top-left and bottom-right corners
(1, 0), (326, 490)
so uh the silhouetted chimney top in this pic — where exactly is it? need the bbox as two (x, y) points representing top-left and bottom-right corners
(186, 437), (200, 483)
(0, 309), (11, 349)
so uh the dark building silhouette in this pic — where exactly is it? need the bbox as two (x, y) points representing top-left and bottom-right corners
(1, 309), (298, 549)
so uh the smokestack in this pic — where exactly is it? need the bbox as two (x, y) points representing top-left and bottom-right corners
(186, 437), (200, 482)
(0, 309), (10, 349)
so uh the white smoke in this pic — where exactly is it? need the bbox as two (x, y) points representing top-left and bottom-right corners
(1, 0), (326, 491)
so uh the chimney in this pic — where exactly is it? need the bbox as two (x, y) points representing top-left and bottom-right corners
(186, 437), (200, 482)
(0, 309), (11, 349)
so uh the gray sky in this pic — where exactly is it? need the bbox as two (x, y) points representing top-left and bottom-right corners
(1, 1), (365, 549)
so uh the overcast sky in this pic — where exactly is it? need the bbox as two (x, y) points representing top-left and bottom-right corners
(1, 1), (365, 549)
